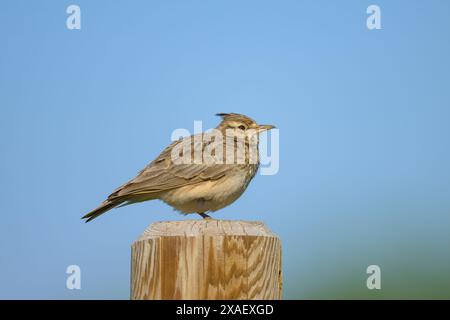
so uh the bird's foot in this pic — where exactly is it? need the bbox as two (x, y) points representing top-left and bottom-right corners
(198, 212), (213, 220)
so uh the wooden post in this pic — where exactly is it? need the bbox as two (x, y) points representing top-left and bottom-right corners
(131, 220), (282, 300)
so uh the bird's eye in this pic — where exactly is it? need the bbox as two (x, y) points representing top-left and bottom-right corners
(238, 125), (246, 130)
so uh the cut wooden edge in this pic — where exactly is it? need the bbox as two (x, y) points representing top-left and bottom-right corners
(135, 219), (279, 241)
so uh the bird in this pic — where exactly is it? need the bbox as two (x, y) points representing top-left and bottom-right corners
(82, 113), (275, 222)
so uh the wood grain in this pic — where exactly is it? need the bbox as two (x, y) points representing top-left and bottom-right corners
(131, 220), (282, 300)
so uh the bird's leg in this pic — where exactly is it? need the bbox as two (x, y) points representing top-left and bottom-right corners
(198, 212), (212, 220)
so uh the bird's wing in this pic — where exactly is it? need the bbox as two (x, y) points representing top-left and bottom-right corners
(107, 135), (230, 201)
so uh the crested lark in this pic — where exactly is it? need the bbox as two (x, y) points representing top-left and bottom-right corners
(82, 113), (275, 222)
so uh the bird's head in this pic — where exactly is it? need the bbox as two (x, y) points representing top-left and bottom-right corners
(215, 113), (276, 135)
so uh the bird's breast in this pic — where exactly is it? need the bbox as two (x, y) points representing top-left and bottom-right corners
(160, 167), (256, 214)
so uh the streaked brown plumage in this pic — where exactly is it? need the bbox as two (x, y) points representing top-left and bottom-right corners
(82, 113), (275, 222)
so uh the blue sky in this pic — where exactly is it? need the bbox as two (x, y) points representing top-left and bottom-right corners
(1, 0), (450, 299)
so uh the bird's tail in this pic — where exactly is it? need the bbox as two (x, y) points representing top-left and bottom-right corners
(82, 201), (121, 222)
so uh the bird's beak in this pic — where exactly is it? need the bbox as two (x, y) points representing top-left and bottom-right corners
(257, 124), (276, 133)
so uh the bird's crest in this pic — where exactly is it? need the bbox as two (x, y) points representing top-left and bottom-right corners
(216, 113), (256, 127)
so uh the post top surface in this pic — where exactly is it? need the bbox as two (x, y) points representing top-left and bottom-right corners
(136, 219), (277, 241)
